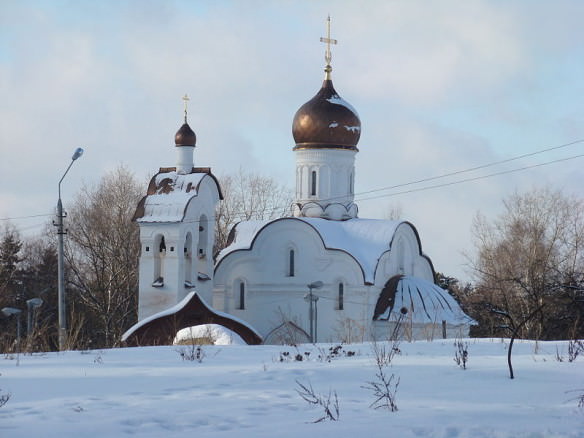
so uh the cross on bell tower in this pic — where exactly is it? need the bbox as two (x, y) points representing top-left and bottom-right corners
(182, 93), (190, 123)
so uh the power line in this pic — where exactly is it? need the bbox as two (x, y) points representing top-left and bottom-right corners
(354, 152), (584, 202)
(353, 138), (584, 198)
(3, 138), (583, 228)
(0, 213), (53, 222)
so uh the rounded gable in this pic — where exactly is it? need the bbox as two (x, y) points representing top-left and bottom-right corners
(373, 221), (436, 285)
(214, 217), (367, 285)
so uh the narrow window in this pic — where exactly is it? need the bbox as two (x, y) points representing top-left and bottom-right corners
(398, 240), (405, 274)
(338, 283), (344, 310)
(238, 282), (245, 310)
(289, 249), (295, 277)
(153, 234), (165, 287)
(184, 232), (193, 287)
(349, 173), (354, 195)
(197, 216), (208, 258)
(311, 171), (317, 196)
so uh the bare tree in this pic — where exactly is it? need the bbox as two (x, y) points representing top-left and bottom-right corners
(65, 165), (143, 348)
(214, 168), (293, 253)
(468, 187), (584, 340)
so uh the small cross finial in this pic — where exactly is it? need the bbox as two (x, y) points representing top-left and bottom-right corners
(182, 94), (190, 123)
(319, 15), (337, 78)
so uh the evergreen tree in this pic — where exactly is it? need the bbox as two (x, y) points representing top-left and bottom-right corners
(0, 225), (23, 307)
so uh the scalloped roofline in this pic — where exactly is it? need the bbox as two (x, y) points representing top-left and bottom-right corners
(215, 217), (437, 286)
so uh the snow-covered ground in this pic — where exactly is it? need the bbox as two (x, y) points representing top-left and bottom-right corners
(1, 339), (583, 437)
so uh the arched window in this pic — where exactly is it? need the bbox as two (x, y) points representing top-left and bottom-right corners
(310, 170), (317, 196)
(288, 249), (295, 277)
(338, 283), (344, 310)
(349, 173), (354, 195)
(184, 232), (193, 287)
(153, 234), (166, 287)
(398, 240), (405, 274)
(238, 281), (245, 310)
(197, 215), (208, 259)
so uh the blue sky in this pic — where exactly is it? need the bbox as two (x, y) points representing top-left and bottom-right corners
(1, 0), (583, 281)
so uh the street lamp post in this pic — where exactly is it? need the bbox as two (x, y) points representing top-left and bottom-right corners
(304, 281), (323, 343)
(26, 297), (43, 335)
(55, 147), (84, 351)
(2, 307), (22, 366)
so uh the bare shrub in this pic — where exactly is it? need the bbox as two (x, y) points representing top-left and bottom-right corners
(363, 339), (400, 412)
(177, 344), (205, 363)
(295, 379), (340, 422)
(93, 352), (104, 364)
(555, 346), (564, 362)
(362, 363), (400, 411)
(566, 389), (584, 410)
(276, 344), (357, 363)
(568, 339), (583, 362)
(0, 388), (9, 408)
(276, 345), (307, 363)
(334, 317), (365, 344)
(371, 340), (401, 367)
(454, 339), (469, 370)
(266, 308), (309, 345)
(316, 344), (356, 362)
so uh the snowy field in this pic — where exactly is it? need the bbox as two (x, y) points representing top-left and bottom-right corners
(1, 339), (583, 438)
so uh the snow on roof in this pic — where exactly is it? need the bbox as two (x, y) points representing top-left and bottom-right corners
(137, 171), (206, 223)
(326, 95), (359, 115)
(217, 217), (404, 283)
(174, 324), (246, 346)
(376, 276), (477, 326)
(122, 291), (261, 342)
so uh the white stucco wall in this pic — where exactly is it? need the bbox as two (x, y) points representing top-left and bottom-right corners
(294, 148), (357, 220)
(374, 222), (435, 288)
(213, 218), (448, 344)
(214, 219), (370, 342)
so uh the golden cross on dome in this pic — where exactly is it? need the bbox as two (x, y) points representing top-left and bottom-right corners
(320, 15), (337, 71)
(182, 94), (190, 122)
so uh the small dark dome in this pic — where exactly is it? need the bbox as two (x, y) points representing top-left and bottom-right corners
(292, 79), (361, 150)
(175, 122), (196, 147)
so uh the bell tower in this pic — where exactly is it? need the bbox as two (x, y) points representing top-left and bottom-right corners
(133, 97), (222, 320)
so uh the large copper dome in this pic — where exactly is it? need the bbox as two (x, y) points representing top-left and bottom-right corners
(292, 78), (361, 150)
(175, 122), (196, 147)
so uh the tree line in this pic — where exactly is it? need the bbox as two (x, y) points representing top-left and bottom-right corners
(1, 168), (583, 352)
(439, 188), (584, 340)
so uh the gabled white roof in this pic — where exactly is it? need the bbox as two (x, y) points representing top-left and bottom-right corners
(217, 217), (406, 283)
(136, 171), (207, 223)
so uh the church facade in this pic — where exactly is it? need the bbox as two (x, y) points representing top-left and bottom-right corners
(124, 22), (474, 345)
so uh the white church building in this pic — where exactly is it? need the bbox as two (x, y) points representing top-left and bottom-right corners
(123, 22), (474, 346)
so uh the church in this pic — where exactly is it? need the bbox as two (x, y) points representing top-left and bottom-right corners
(123, 19), (475, 346)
